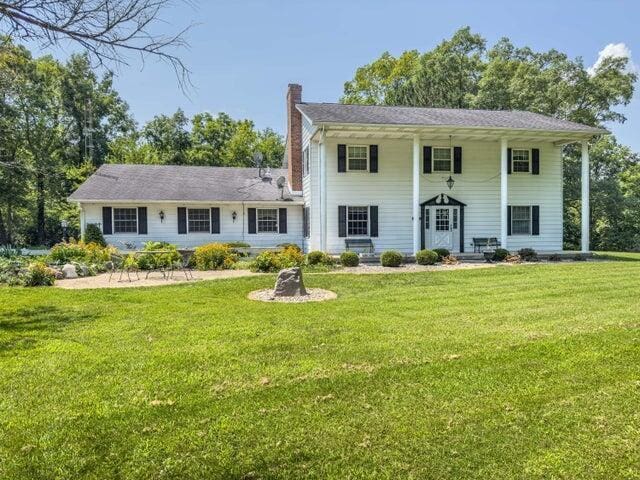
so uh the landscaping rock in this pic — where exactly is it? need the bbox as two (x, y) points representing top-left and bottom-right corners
(273, 267), (306, 297)
(62, 263), (78, 279)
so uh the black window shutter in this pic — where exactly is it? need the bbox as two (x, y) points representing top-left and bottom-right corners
(370, 206), (378, 237)
(532, 148), (540, 175)
(369, 145), (378, 173)
(279, 208), (287, 234)
(137, 207), (147, 235)
(338, 206), (347, 237)
(303, 207), (310, 238)
(177, 207), (187, 234)
(507, 148), (512, 174)
(423, 146), (432, 174)
(532, 206), (540, 235)
(248, 208), (256, 234)
(507, 205), (512, 236)
(338, 144), (347, 172)
(102, 207), (112, 235)
(453, 146), (462, 174)
(211, 207), (220, 234)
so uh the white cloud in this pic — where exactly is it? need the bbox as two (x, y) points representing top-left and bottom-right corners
(588, 43), (638, 75)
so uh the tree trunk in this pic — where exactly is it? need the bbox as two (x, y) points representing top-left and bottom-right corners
(36, 172), (46, 245)
(0, 209), (6, 245)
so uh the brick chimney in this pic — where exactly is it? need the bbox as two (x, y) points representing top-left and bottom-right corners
(286, 83), (303, 192)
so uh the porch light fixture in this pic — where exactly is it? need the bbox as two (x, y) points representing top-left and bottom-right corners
(446, 175), (455, 190)
(232, 211), (238, 222)
(159, 210), (165, 222)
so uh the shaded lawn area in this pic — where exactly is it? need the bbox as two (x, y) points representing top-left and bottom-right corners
(1, 260), (640, 479)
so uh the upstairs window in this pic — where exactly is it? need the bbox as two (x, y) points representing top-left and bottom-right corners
(432, 147), (452, 172)
(347, 145), (368, 171)
(347, 206), (368, 236)
(188, 208), (210, 233)
(303, 146), (310, 177)
(257, 208), (278, 233)
(512, 149), (530, 173)
(511, 206), (532, 235)
(113, 208), (137, 233)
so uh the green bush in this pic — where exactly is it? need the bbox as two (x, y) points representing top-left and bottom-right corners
(225, 241), (250, 248)
(548, 253), (562, 262)
(277, 243), (302, 252)
(22, 262), (56, 287)
(252, 251), (280, 273)
(307, 250), (333, 266)
(518, 248), (538, 262)
(277, 246), (305, 268)
(415, 249), (438, 265)
(251, 246), (305, 273)
(83, 224), (106, 247)
(48, 240), (114, 265)
(432, 248), (450, 261)
(340, 251), (360, 267)
(381, 250), (403, 267)
(0, 245), (22, 259)
(492, 248), (509, 262)
(193, 243), (238, 270)
(137, 241), (181, 270)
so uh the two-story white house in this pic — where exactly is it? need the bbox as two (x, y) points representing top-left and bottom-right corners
(70, 84), (605, 255)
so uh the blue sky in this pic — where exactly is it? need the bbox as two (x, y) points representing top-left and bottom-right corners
(35, 0), (640, 150)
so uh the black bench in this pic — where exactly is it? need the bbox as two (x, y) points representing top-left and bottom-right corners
(345, 238), (374, 253)
(472, 237), (501, 253)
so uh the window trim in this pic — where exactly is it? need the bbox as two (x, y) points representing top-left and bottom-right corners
(511, 148), (531, 174)
(113, 207), (138, 234)
(302, 146), (310, 177)
(346, 145), (369, 172)
(511, 205), (532, 236)
(432, 146), (453, 173)
(186, 207), (211, 234)
(256, 207), (279, 234)
(346, 205), (369, 237)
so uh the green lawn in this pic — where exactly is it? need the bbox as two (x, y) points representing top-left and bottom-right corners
(1, 259), (640, 479)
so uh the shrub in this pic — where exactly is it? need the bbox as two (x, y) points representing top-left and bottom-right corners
(572, 254), (587, 262)
(48, 240), (114, 265)
(136, 241), (181, 270)
(193, 243), (238, 270)
(548, 254), (562, 262)
(492, 248), (509, 262)
(381, 250), (403, 267)
(277, 243), (301, 252)
(0, 245), (22, 259)
(252, 251), (280, 273)
(278, 246), (305, 268)
(307, 250), (333, 266)
(225, 241), (250, 248)
(83, 223), (106, 247)
(518, 248), (538, 262)
(22, 261), (56, 287)
(432, 248), (450, 261)
(415, 249), (438, 265)
(340, 251), (360, 267)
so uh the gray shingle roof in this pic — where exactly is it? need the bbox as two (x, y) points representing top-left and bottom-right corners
(69, 164), (300, 203)
(297, 103), (606, 134)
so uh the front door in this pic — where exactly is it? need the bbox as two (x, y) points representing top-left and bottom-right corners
(427, 206), (459, 251)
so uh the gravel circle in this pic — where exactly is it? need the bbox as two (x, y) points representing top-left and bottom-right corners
(248, 288), (337, 303)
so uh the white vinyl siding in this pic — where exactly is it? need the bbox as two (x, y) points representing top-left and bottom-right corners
(113, 208), (137, 233)
(82, 203), (303, 249)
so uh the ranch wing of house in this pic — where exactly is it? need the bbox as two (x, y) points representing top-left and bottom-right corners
(69, 84), (605, 254)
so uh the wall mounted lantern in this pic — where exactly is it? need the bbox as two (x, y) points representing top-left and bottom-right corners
(446, 175), (455, 190)
(159, 210), (165, 222)
(232, 211), (238, 222)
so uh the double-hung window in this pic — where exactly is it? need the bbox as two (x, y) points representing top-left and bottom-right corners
(511, 206), (532, 235)
(347, 206), (368, 236)
(188, 208), (210, 233)
(257, 208), (278, 233)
(113, 208), (137, 233)
(433, 147), (452, 172)
(347, 145), (368, 171)
(512, 149), (530, 173)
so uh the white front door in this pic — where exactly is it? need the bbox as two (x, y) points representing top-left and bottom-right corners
(427, 206), (459, 251)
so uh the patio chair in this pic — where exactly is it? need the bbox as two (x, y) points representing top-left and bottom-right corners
(108, 253), (124, 282)
(172, 249), (195, 280)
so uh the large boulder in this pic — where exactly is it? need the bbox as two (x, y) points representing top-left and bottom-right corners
(62, 263), (78, 279)
(274, 267), (307, 297)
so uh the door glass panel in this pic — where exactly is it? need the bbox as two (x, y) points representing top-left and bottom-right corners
(436, 209), (450, 231)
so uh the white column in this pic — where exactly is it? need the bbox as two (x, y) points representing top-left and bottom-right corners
(500, 137), (509, 249)
(412, 134), (421, 255)
(79, 205), (86, 238)
(319, 133), (327, 252)
(581, 140), (590, 252)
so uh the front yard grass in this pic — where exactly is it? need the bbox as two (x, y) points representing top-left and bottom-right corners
(1, 258), (639, 479)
